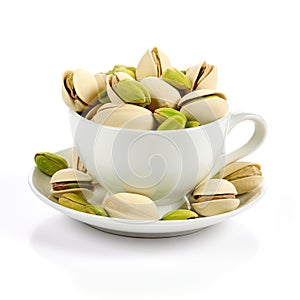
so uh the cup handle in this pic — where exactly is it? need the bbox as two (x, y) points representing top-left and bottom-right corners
(224, 112), (267, 165)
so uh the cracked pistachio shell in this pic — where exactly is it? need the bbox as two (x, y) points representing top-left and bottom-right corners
(157, 114), (186, 130)
(161, 209), (198, 220)
(192, 198), (240, 217)
(106, 72), (134, 105)
(154, 107), (187, 124)
(82, 103), (102, 120)
(34, 152), (68, 176)
(139, 77), (181, 111)
(62, 69), (99, 112)
(102, 192), (159, 220)
(136, 47), (171, 80)
(193, 178), (237, 198)
(162, 68), (192, 90)
(186, 61), (218, 90)
(92, 103), (155, 130)
(58, 193), (88, 212)
(50, 168), (94, 199)
(221, 161), (263, 194)
(179, 90), (228, 125)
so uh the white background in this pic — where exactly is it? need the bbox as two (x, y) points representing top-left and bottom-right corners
(1, 0), (299, 299)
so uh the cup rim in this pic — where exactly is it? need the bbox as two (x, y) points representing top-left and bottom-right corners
(69, 108), (230, 133)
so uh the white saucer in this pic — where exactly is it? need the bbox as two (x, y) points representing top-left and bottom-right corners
(28, 148), (266, 238)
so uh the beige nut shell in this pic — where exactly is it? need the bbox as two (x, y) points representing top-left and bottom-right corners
(192, 198), (240, 217)
(221, 161), (263, 194)
(140, 77), (181, 111)
(102, 192), (159, 220)
(136, 47), (171, 80)
(92, 103), (155, 130)
(194, 178), (237, 197)
(186, 62), (218, 90)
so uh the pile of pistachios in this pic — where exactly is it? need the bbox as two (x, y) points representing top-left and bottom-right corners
(62, 47), (229, 130)
(34, 150), (263, 220)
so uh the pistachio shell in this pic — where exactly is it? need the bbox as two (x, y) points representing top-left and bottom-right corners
(179, 90), (228, 125)
(106, 73), (135, 105)
(82, 103), (102, 120)
(161, 209), (198, 220)
(69, 148), (87, 173)
(230, 176), (264, 195)
(92, 103), (155, 130)
(192, 198), (240, 216)
(218, 161), (263, 194)
(193, 178), (237, 198)
(186, 62), (218, 90)
(50, 168), (94, 199)
(102, 192), (159, 220)
(139, 77), (181, 111)
(136, 47), (171, 80)
(62, 69), (100, 112)
(34, 152), (68, 176)
(94, 72), (106, 91)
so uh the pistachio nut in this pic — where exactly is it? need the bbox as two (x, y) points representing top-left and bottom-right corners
(62, 69), (100, 112)
(162, 68), (192, 91)
(92, 103), (155, 130)
(161, 209), (198, 220)
(154, 107), (187, 124)
(58, 193), (88, 213)
(220, 161), (263, 194)
(157, 114), (187, 130)
(136, 47), (171, 80)
(139, 77), (181, 111)
(94, 72), (107, 92)
(102, 192), (159, 220)
(107, 65), (136, 79)
(186, 61), (218, 90)
(34, 152), (68, 176)
(179, 90), (228, 125)
(85, 205), (108, 217)
(192, 179), (239, 217)
(114, 79), (151, 106)
(50, 168), (94, 199)
(106, 73), (151, 106)
(185, 120), (201, 128)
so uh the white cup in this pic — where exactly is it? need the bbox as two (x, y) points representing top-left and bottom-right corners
(69, 109), (266, 210)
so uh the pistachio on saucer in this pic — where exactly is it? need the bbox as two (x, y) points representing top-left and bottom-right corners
(161, 209), (198, 220)
(220, 161), (263, 194)
(58, 193), (107, 216)
(136, 47), (171, 80)
(179, 90), (228, 125)
(192, 179), (240, 216)
(102, 192), (159, 220)
(50, 168), (94, 199)
(62, 69), (100, 112)
(34, 152), (68, 176)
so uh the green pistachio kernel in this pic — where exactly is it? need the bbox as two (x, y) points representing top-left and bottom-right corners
(162, 68), (192, 90)
(161, 209), (198, 220)
(185, 120), (201, 128)
(115, 79), (151, 106)
(157, 114), (186, 130)
(34, 152), (68, 176)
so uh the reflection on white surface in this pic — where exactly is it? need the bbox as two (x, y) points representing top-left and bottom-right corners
(30, 216), (258, 270)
